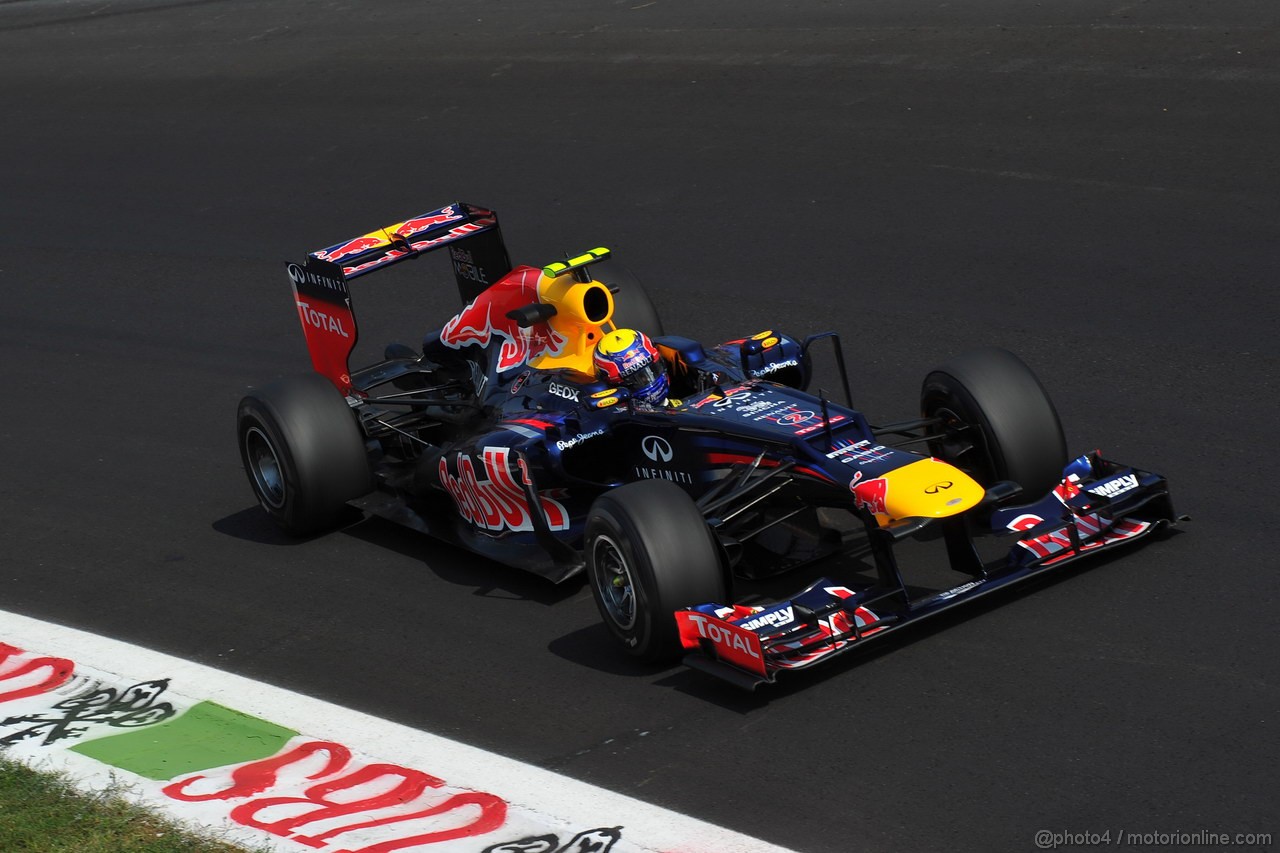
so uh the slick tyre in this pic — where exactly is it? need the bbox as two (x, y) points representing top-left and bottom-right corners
(586, 480), (726, 663)
(921, 347), (1067, 497)
(598, 263), (664, 338)
(237, 372), (372, 536)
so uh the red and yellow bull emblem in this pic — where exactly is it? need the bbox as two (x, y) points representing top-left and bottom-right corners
(440, 268), (568, 373)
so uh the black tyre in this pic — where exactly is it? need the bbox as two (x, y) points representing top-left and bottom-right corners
(586, 480), (726, 662)
(921, 347), (1067, 497)
(237, 373), (373, 536)
(599, 262), (664, 338)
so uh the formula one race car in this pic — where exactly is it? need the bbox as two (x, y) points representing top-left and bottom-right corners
(238, 202), (1181, 688)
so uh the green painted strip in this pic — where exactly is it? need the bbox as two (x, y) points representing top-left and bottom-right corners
(71, 701), (297, 781)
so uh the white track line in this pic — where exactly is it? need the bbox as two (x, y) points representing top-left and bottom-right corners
(0, 608), (796, 853)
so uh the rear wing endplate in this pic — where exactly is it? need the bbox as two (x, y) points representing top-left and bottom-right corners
(284, 202), (512, 393)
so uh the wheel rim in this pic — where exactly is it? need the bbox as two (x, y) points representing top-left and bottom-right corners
(591, 534), (637, 631)
(244, 426), (286, 509)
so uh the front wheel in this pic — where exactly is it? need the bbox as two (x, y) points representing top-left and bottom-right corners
(586, 480), (726, 662)
(237, 373), (372, 536)
(921, 347), (1067, 497)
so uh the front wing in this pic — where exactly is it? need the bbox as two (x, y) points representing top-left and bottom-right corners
(677, 453), (1180, 689)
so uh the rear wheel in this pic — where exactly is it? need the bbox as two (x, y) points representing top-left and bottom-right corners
(586, 480), (726, 662)
(237, 373), (372, 536)
(921, 347), (1067, 497)
(600, 263), (664, 338)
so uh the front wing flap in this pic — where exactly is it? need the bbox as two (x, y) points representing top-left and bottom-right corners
(991, 451), (1177, 569)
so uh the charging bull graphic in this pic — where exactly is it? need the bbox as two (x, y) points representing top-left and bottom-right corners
(440, 267), (567, 373)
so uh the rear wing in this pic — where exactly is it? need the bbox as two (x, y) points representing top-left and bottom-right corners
(284, 202), (512, 393)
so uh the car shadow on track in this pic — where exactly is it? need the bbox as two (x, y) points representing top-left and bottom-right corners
(549, 622), (686, 673)
(214, 505), (585, 605)
(212, 506), (306, 545)
(338, 514), (585, 606)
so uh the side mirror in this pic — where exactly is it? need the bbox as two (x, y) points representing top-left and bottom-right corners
(505, 303), (559, 328)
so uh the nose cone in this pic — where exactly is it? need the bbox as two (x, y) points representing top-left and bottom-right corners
(851, 457), (984, 526)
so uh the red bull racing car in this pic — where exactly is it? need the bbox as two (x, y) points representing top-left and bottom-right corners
(238, 202), (1182, 689)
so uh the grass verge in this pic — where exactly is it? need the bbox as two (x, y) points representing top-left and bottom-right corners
(0, 754), (259, 852)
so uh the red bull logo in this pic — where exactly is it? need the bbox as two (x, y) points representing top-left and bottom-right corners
(314, 235), (388, 262)
(339, 247), (409, 278)
(340, 220), (495, 278)
(389, 206), (463, 238)
(618, 352), (651, 375)
(440, 267), (566, 372)
(852, 477), (889, 515)
(438, 446), (570, 533)
(312, 208), (470, 269)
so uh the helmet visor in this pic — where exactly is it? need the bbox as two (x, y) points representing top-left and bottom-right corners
(620, 362), (664, 392)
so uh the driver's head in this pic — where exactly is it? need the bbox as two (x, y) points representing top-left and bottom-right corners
(593, 329), (668, 405)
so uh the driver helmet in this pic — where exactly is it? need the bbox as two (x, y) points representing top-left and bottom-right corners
(593, 329), (669, 405)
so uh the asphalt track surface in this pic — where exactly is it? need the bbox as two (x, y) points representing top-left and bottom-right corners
(2, 2), (1277, 851)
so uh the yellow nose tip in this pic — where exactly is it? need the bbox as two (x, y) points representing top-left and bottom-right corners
(860, 458), (985, 526)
